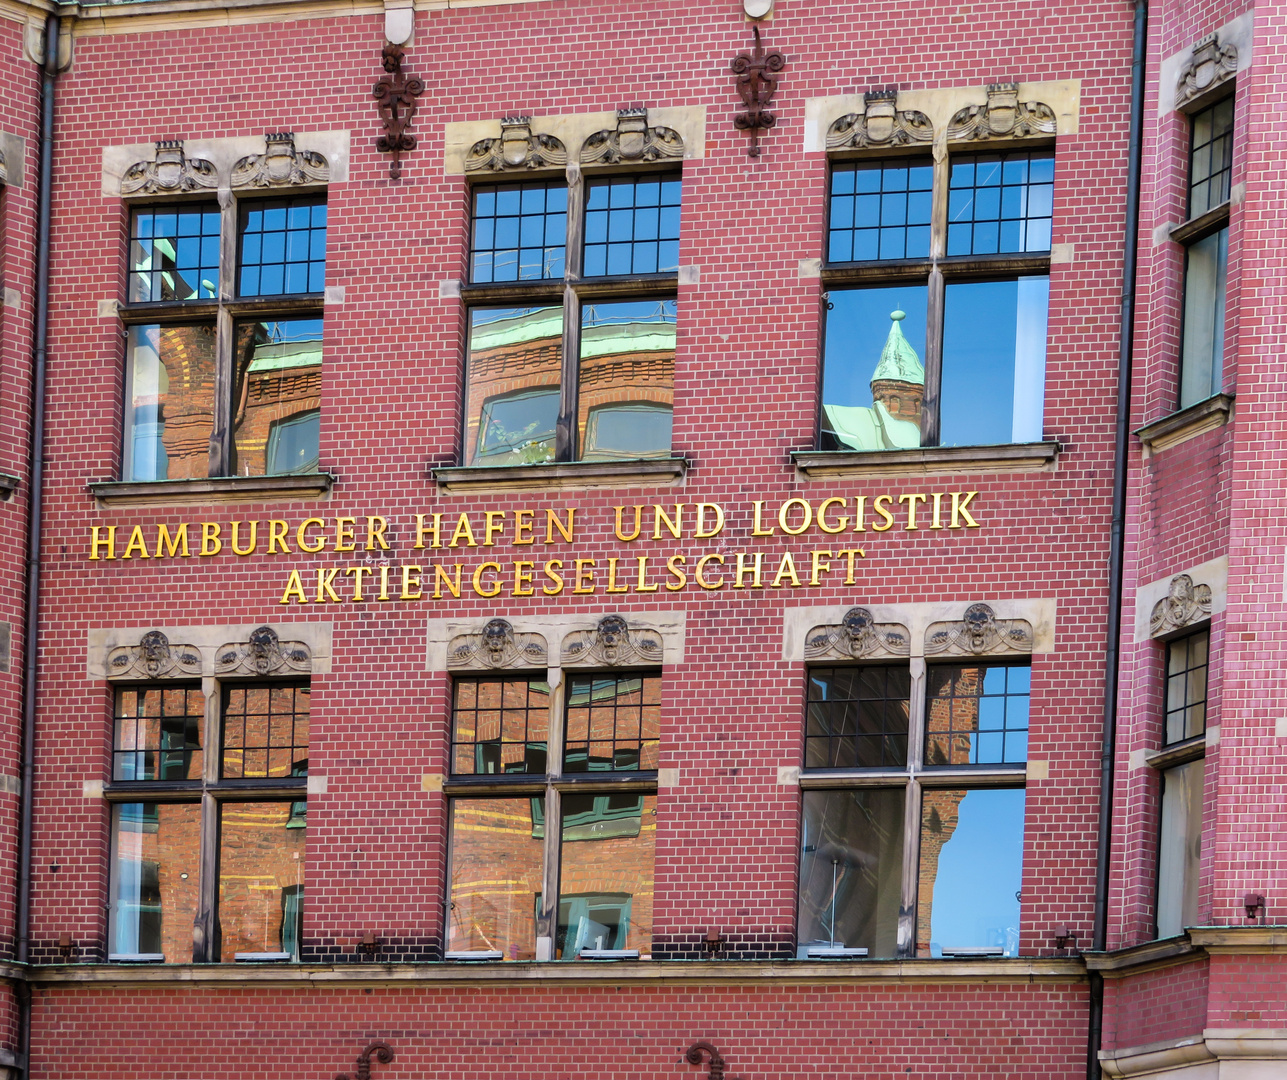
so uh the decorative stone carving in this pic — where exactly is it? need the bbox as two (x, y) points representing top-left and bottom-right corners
(827, 89), (932, 150)
(230, 132), (329, 188)
(580, 108), (684, 165)
(925, 604), (1034, 656)
(1149, 574), (1213, 638)
(1176, 34), (1238, 107)
(447, 618), (548, 670)
(0, 148), (7, 187)
(804, 607), (911, 661)
(106, 630), (202, 680)
(562, 615), (664, 667)
(215, 626), (311, 676)
(121, 140), (218, 196)
(947, 83), (1056, 141)
(465, 116), (568, 172)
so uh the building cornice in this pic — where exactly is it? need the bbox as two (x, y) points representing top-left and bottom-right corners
(1081, 936), (1200, 976)
(1188, 926), (1287, 953)
(1100, 1029), (1287, 1078)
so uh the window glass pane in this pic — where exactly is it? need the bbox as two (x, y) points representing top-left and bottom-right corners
(124, 323), (217, 481)
(451, 677), (550, 776)
(925, 664), (1030, 766)
(805, 666), (910, 768)
(578, 301), (675, 461)
(1189, 98), (1234, 217)
(465, 307), (562, 466)
(1157, 759), (1204, 938)
(556, 793), (656, 958)
(218, 802), (306, 961)
(798, 789), (904, 958)
(564, 673), (661, 773)
(129, 205), (220, 303)
(221, 682), (310, 779)
(238, 195), (326, 297)
(113, 685), (204, 781)
(110, 802), (200, 961)
(946, 152), (1053, 256)
(583, 175), (681, 277)
(941, 276), (1048, 447)
(1179, 227), (1228, 408)
(471, 181), (567, 283)
(821, 286), (928, 451)
(828, 159), (933, 263)
(448, 797), (543, 959)
(917, 788), (1024, 957)
(1164, 629), (1209, 744)
(229, 319), (323, 477)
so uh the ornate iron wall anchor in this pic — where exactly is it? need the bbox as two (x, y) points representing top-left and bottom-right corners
(730, 24), (785, 157)
(686, 1042), (742, 1080)
(373, 44), (424, 179)
(335, 1041), (394, 1080)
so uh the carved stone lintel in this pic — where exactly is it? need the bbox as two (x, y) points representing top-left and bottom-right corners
(925, 604), (1034, 656)
(448, 618), (548, 670)
(231, 132), (329, 188)
(121, 140), (218, 196)
(562, 615), (664, 667)
(580, 108), (684, 165)
(1176, 34), (1239, 107)
(827, 89), (932, 150)
(1150, 574), (1213, 638)
(106, 630), (203, 680)
(947, 82), (1056, 141)
(805, 607), (911, 661)
(215, 626), (312, 676)
(465, 115), (568, 172)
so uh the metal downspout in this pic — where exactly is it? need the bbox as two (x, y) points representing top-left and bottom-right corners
(15, 12), (61, 1077)
(1089, 1), (1148, 1077)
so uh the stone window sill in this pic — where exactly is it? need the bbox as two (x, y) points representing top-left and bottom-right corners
(430, 456), (690, 494)
(791, 441), (1061, 480)
(1135, 394), (1233, 457)
(1143, 733), (1206, 771)
(87, 472), (336, 508)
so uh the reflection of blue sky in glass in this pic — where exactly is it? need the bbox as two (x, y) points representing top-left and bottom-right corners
(823, 286), (928, 410)
(927, 788), (1024, 956)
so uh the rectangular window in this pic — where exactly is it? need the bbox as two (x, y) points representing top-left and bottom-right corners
(218, 801), (307, 961)
(464, 171), (680, 467)
(798, 656), (1029, 959)
(446, 670), (661, 960)
(821, 150), (1052, 453)
(113, 685), (204, 781)
(221, 682), (310, 779)
(1156, 758), (1203, 938)
(121, 193), (327, 482)
(109, 802), (201, 962)
(1164, 629), (1208, 745)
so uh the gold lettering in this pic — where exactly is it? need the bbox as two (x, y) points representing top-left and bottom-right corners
(155, 523), (189, 558)
(695, 553), (725, 589)
(230, 520), (258, 556)
(472, 562), (502, 598)
(871, 495), (895, 532)
(414, 513), (442, 549)
(665, 555), (688, 591)
(817, 497), (849, 534)
(345, 565), (373, 601)
(734, 552), (763, 589)
(366, 515), (390, 551)
(809, 549), (832, 586)
(513, 560), (535, 597)
(316, 567), (341, 602)
(931, 492), (945, 530)
(432, 564), (461, 600)
(853, 495), (867, 532)
(751, 500), (775, 536)
(899, 493), (927, 530)
(542, 560), (565, 596)
(335, 516), (357, 552)
(951, 491), (980, 528)
(483, 510), (505, 547)
(606, 557), (629, 593)
(279, 569), (307, 604)
(695, 503), (725, 538)
(513, 510), (535, 545)
(268, 519), (291, 554)
(401, 564), (423, 600)
(835, 548), (866, 585)
(296, 518), (325, 553)
(573, 559), (596, 594)
(449, 513), (477, 548)
(122, 525), (151, 559)
(635, 556), (658, 592)
(614, 505), (644, 542)
(200, 522), (223, 556)
(378, 564), (391, 600)
(545, 508), (575, 544)
(90, 525), (117, 561)
(653, 503), (682, 540)
(771, 552), (802, 588)
(778, 498), (812, 536)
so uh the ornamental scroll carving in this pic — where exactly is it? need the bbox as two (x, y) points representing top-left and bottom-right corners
(581, 108), (684, 165)
(0, 148), (6, 187)
(465, 116), (567, 173)
(106, 630), (202, 680)
(925, 603), (1034, 656)
(1176, 34), (1238, 107)
(1149, 574), (1213, 638)
(215, 626), (312, 676)
(121, 140), (218, 196)
(827, 89), (932, 150)
(231, 132), (329, 188)
(804, 607), (911, 661)
(947, 82), (1056, 141)
(447, 619), (548, 670)
(562, 615), (664, 667)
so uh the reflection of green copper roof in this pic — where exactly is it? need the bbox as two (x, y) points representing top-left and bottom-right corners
(870, 309), (924, 386)
(248, 340), (323, 373)
(582, 320), (675, 360)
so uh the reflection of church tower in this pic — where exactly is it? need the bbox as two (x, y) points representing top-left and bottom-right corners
(869, 309), (925, 425)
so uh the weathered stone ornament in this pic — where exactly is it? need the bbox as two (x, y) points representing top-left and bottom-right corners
(1150, 574), (1213, 637)
(448, 618), (548, 669)
(465, 116), (568, 172)
(216, 626), (312, 675)
(563, 615), (664, 667)
(926, 603), (1034, 655)
(805, 607), (911, 661)
(1176, 34), (1238, 107)
(121, 140), (218, 195)
(106, 630), (202, 679)
(581, 108), (684, 165)
(947, 82), (1056, 141)
(231, 132), (329, 188)
(828, 89), (932, 150)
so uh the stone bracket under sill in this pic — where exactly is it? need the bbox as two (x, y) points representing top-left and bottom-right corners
(1143, 734), (1206, 771)
(87, 472), (337, 507)
(791, 441), (1061, 480)
(431, 456), (690, 495)
(1135, 393), (1233, 458)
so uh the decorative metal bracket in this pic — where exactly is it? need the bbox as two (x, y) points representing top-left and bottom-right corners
(581, 107), (684, 165)
(947, 82), (1056, 141)
(373, 43), (424, 179)
(231, 132), (329, 188)
(730, 24), (785, 157)
(827, 89), (932, 149)
(1149, 574), (1213, 638)
(1176, 33), (1238, 107)
(465, 115), (568, 172)
(686, 1042), (742, 1080)
(121, 140), (218, 196)
(335, 1041), (394, 1080)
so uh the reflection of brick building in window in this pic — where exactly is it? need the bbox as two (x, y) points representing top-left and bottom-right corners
(925, 667), (981, 766)
(153, 324), (217, 480)
(916, 789), (965, 956)
(465, 311), (562, 463)
(217, 803), (306, 961)
(120, 803), (201, 962)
